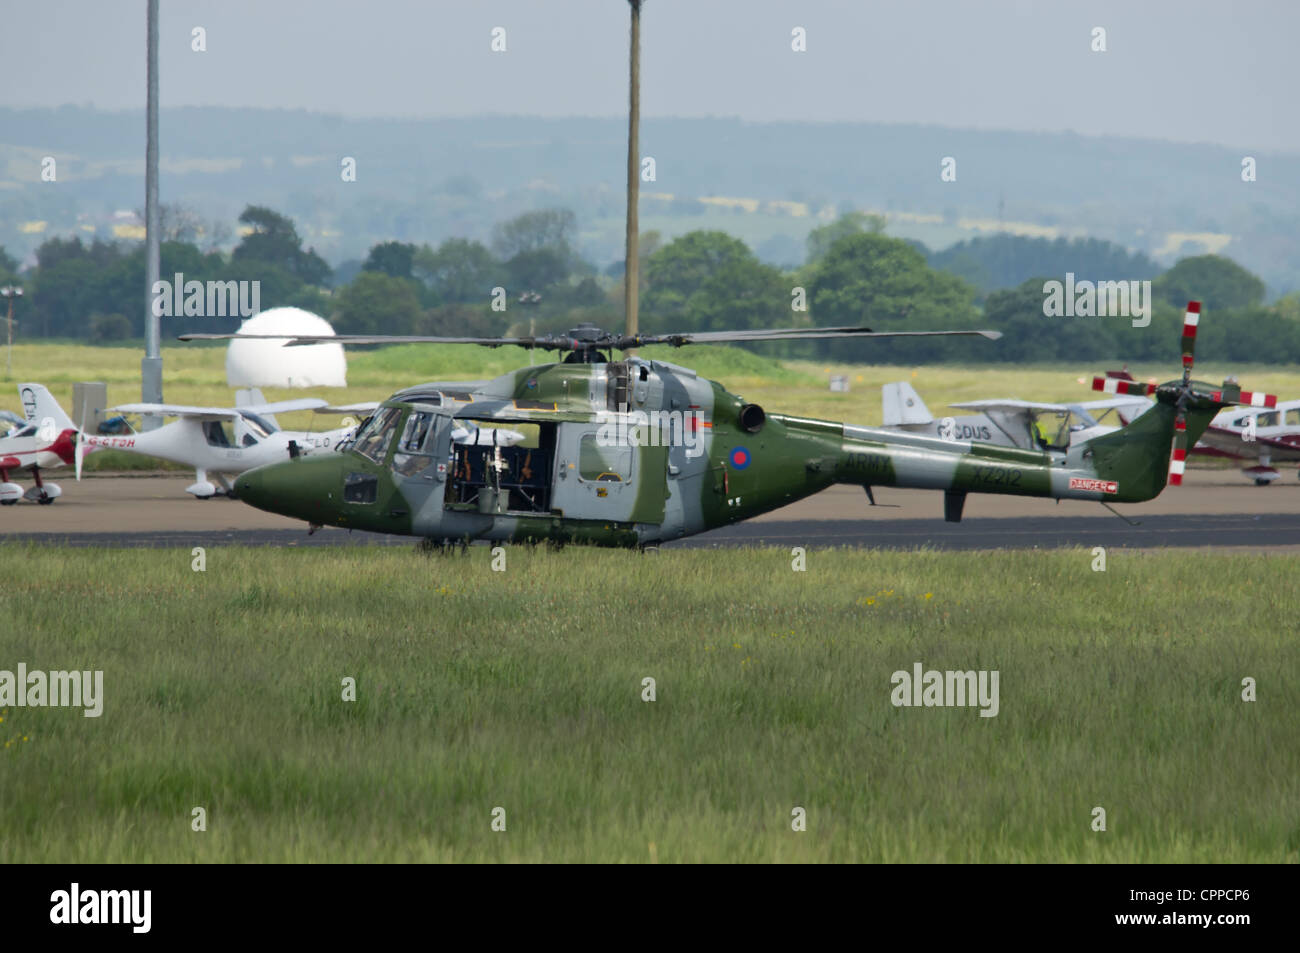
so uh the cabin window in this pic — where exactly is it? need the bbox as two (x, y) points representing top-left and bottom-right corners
(202, 420), (234, 447)
(343, 472), (378, 504)
(1287, 409), (1300, 427)
(393, 453), (432, 478)
(578, 434), (631, 482)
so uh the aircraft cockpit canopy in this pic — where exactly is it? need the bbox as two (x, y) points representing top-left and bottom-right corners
(1029, 408), (1098, 451)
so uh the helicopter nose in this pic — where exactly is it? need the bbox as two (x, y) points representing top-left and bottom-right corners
(233, 456), (341, 521)
(233, 469), (266, 507)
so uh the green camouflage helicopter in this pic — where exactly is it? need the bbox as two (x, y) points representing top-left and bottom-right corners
(181, 301), (1273, 547)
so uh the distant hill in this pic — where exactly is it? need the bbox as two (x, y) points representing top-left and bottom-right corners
(2, 107), (1297, 293)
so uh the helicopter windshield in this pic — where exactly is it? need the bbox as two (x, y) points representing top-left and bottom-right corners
(351, 407), (403, 464)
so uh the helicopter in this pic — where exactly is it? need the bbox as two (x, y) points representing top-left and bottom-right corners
(179, 302), (1273, 548)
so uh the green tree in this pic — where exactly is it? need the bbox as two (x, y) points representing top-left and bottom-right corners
(807, 232), (980, 362)
(805, 211), (885, 264)
(503, 247), (571, 295)
(413, 238), (502, 305)
(491, 209), (577, 261)
(810, 232), (976, 327)
(1153, 255), (1266, 311)
(232, 206), (331, 287)
(334, 271), (422, 335)
(642, 231), (787, 332)
(929, 235), (1159, 293)
(89, 313), (133, 342)
(363, 241), (417, 279)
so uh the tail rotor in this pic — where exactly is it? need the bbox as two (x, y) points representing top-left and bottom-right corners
(1089, 301), (1276, 487)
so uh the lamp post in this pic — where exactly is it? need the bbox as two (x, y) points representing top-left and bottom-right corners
(623, 0), (643, 344)
(0, 285), (21, 378)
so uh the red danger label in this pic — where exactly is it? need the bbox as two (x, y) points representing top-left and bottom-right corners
(1069, 477), (1118, 494)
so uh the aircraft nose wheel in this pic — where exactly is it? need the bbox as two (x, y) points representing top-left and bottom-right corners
(37, 495), (54, 505)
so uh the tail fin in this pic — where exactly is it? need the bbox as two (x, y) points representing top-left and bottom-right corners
(881, 381), (933, 427)
(1085, 398), (1222, 502)
(18, 383), (76, 432)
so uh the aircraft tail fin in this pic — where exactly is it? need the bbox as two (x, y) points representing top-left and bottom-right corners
(18, 383), (76, 433)
(881, 381), (933, 427)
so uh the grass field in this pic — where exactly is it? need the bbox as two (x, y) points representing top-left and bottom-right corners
(3, 342), (1299, 473)
(0, 544), (1295, 863)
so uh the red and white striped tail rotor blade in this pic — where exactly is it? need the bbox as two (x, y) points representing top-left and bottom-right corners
(1092, 376), (1157, 396)
(1239, 390), (1278, 408)
(1180, 301), (1200, 374)
(1168, 416), (1189, 487)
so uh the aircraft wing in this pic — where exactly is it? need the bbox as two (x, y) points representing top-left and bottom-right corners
(110, 403), (240, 420)
(1079, 396), (1153, 413)
(234, 398), (329, 415)
(316, 402), (380, 414)
(949, 399), (1072, 413)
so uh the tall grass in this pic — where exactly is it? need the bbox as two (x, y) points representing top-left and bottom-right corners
(0, 544), (1295, 862)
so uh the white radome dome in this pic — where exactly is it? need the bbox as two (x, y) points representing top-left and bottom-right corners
(225, 307), (346, 388)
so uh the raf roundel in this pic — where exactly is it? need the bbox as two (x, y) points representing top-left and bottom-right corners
(729, 446), (752, 470)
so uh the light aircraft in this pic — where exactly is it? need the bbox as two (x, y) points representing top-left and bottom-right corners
(75, 391), (376, 498)
(1093, 369), (1300, 485)
(0, 383), (78, 504)
(880, 380), (1144, 452)
(178, 302), (1271, 547)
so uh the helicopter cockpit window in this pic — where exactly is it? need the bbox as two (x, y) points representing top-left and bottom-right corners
(351, 407), (403, 464)
(392, 411), (438, 477)
(578, 434), (632, 482)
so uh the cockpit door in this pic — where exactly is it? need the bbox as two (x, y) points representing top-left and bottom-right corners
(390, 405), (453, 500)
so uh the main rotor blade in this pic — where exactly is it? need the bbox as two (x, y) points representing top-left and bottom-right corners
(177, 332), (554, 349)
(179, 326), (1002, 350)
(621, 328), (1002, 347)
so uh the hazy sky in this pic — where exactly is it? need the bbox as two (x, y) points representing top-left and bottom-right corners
(3, 0), (1295, 152)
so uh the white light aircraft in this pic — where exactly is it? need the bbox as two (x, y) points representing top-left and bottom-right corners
(77, 390), (377, 498)
(880, 381), (1144, 452)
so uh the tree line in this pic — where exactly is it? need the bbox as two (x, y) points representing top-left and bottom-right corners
(2, 204), (1297, 365)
